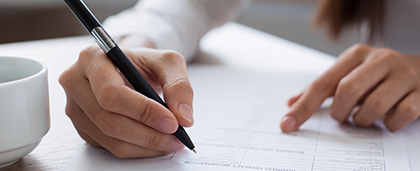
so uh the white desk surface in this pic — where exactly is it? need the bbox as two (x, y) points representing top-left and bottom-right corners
(0, 22), (338, 170)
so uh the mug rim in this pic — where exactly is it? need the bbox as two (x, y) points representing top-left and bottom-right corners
(0, 56), (47, 87)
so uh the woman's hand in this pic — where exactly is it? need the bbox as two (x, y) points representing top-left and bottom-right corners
(59, 44), (194, 158)
(281, 44), (420, 132)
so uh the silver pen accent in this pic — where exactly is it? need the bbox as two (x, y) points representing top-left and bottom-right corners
(91, 27), (116, 53)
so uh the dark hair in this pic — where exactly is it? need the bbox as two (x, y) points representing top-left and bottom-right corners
(315, 0), (386, 43)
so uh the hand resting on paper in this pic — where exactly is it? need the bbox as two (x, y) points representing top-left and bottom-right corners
(281, 44), (420, 132)
(59, 36), (194, 158)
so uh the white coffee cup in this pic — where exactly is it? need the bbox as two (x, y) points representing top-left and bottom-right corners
(0, 56), (50, 168)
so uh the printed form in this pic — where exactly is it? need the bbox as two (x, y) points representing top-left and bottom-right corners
(402, 118), (420, 170)
(62, 67), (410, 171)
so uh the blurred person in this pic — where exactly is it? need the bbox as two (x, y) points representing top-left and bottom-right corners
(59, 0), (420, 158)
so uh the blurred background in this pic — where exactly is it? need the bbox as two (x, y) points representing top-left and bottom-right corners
(0, 0), (358, 56)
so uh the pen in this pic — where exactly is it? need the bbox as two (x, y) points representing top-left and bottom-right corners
(64, 0), (196, 153)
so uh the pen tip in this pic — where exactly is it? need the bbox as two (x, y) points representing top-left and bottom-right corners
(192, 149), (197, 153)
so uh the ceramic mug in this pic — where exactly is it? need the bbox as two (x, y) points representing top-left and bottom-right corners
(0, 56), (50, 168)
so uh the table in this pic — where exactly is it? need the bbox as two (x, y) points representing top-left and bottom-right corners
(0, 22), (335, 171)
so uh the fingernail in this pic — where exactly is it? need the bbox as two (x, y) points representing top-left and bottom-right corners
(280, 116), (297, 132)
(170, 138), (185, 151)
(158, 117), (177, 133)
(178, 103), (194, 124)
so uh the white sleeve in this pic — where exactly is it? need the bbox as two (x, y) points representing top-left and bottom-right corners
(103, 0), (250, 61)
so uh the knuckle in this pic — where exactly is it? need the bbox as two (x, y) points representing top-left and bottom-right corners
(135, 99), (159, 125)
(79, 45), (102, 62)
(142, 131), (168, 150)
(330, 112), (343, 122)
(382, 48), (399, 58)
(59, 67), (79, 90)
(340, 43), (370, 60)
(329, 106), (346, 122)
(64, 106), (85, 131)
(58, 70), (71, 88)
(400, 67), (419, 80)
(98, 115), (122, 137)
(336, 79), (359, 100)
(110, 143), (132, 158)
(165, 78), (193, 95)
(96, 83), (122, 111)
(405, 67), (418, 77)
(375, 48), (400, 63)
(348, 44), (369, 55)
(385, 122), (399, 132)
(78, 131), (100, 147)
(311, 76), (335, 94)
(159, 50), (187, 67)
(161, 50), (184, 62)
(397, 103), (419, 121)
(365, 96), (388, 117)
(65, 104), (77, 120)
(352, 43), (368, 51)
(77, 46), (104, 74)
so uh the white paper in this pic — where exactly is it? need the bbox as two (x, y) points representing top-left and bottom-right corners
(401, 119), (420, 170)
(62, 66), (410, 171)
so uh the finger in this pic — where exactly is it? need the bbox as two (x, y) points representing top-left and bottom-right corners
(100, 136), (182, 158)
(383, 91), (420, 131)
(353, 74), (414, 127)
(67, 67), (182, 152)
(77, 129), (101, 147)
(330, 59), (388, 122)
(130, 50), (194, 127)
(63, 95), (101, 147)
(79, 46), (178, 134)
(280, 45), (367, 132)
(77, 106), (183, 158)
(68, 97), (184, 158)
(287, 92), (303, 107)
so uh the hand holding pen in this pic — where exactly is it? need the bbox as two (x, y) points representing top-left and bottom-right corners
(60, 0), (195, 157)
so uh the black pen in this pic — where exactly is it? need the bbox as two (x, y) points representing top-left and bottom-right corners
(64, 0), (196, 153)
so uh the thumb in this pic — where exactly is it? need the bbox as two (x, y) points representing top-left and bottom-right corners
(163, 78), (194, 127)
(142, 50), (194, 127)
